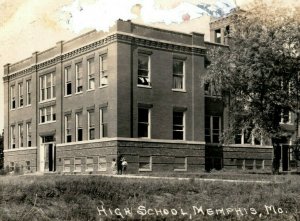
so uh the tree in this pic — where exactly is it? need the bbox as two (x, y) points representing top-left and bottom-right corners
(205, 2), (300, 173)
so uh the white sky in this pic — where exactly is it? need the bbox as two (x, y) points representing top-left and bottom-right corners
(0, 0), (298, 132)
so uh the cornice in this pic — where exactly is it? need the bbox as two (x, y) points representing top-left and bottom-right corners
(4, 33), (207, 81)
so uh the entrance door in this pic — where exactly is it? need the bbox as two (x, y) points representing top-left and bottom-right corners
(45, 143), (56, 172)
(282, 145), (289, 171)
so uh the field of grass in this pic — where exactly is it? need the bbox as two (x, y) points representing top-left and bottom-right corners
(0, 174), (299, 221)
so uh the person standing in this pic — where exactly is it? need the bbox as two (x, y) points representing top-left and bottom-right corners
(117, 153), (123, 175)
(111, 158), (117, 174)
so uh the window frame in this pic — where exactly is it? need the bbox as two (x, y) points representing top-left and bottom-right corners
(18, 82), (24, 108)
(100, 107), (108, 138)
(172, 59), (185, 91)
(75, 112), (83, 141)
(98, 156), (107, 171)
(63, 159), (71, 172)
(174, 157), (187, 172)
(205, 115), (221, 143)
(64, 115), (72, 143)
(137, 53), (151, 87)
(99, 54), (108, 88)
(88, 109), (95, 140)
(39, 72), (56, 102)
(10, 85), (16, 110)
(26, 79), (31, 105)
(74, 158), (82, 172)
(173, 111), (185, 140)
(86, 157), (94, 172)
(26, 122), (32, 147)
(64, 66), (72, 96)
(138, 156), (153, 172)
(75, 63), (83, 93)
(138, 108), (151, 138)
(87, 58), (95, 90)
(11, 125), (16, 149)
(18, 124), (24, 148)
(39, 106), (56, 124)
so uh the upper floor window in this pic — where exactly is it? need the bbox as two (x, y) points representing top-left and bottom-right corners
(88, 58), (95, 90)
(138, 108), (151, 138)
(40, 72), (55, 102)
(64, 67), (72, 96)
(88, 110), (95, 140)
(138, 54), (151, 86)
(10, 85), (16, 109)
(100, 107), (108, 138)
(65, 115), (72, 143)
(205, 116), (221, 143)
(11, 125), (16, 149)
(18, 124), (24, 147)
(76, 112), (83, 141)
(280, 109), (292, 124)
(173, 59), (185, 90)
(40, 106), (56, 124)
(18, 82), (23, 107)
(173, 111), (185, 140)
(75, 63), (83, 93)
(215, 29), (221, 44)
(26, 80), (31, 105)
(235, 127), (262, 145)
(204, 83), (221, 96)
(99, 54), (108, 87)
(26, 122), (32, 147)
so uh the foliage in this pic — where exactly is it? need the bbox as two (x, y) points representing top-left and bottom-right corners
(205, 1), (300, 144)
(0, 175), (299, 220)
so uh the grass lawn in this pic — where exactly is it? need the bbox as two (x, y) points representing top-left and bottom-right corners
(0, 174), (299, 220)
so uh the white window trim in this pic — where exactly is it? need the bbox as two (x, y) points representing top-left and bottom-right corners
(137, 54), (151, 87)
(39, 106), (56, 124)
(11, 125), (16, 149)
(63, 159), (71, 172)
(99, 108), (107, 138)
(172, 59), (186, 91)
(64, 115), (72, 143)
(75, 112), (83, 141)
(26, 80), (31, 106)
(18, 82), (23, 108)
(138, 108), (151, 139)
(138, 156), (153, 172)
(88, 59), (95, 90)
(10, 85), (16, 110)
(39, 72), (55, 102)
(74, 158), (82, 172)
(173, 111), (186, 141)
(86, 157), (94, 172)
(99, 54), (108, 88)
(205, 116), (221, 144)
(18, 124), (23, 148)
(75, 63), (83, 93)
(26, 122), (31, 147)
(64, 67), (72, 96)
(174, 157), (188, 172)
(88, 110), (95, 140)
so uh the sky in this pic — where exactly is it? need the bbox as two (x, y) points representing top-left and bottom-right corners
(0, 0), (298, 132)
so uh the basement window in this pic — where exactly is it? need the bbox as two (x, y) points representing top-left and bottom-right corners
(139, 156), (152, 171)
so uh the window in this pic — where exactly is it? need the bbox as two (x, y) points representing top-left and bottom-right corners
(98, 157), (107, 171)
(65, 115), (72, 143)
(204, 83), (220, 96)
(88, 58), (95, 90)
(11, 85), (16, 109)
(174, 157), (187, 171)
(64, 67), (72, 95)
(74, 158), (82, 172)
(40, 72), (55, 101)
(11, 125), (16, 149)
(88, 110), (95, 140)
(75, 63), (83, 93)
(18, 124), (24, 148)
(63, 159), (71, 172)
(139, 156), (152, 171)
(40, 106), (56, 123)
(245, 159), (254, 170)
(26, 161), (31, 171)
(18, 82), (23, 107)
(138, 108), (150, 138)
(235, 127), (262, 145)
(205, 116), (221, 143)
(236, 159), (245, 169)
(100, 107), (108, 138)
(26, 122), (32, 147)
(256, 159), (264, 170)
(26, 80), (31, 105)
(99, 54), (108, 87)
(173, 111), (185, 140)
(138, 54), (150, 86)
(173, 59), (185, 90)
(281, 109), (292, 124)
(86, 157), (94, 171)
(215, 29), (221, 43)
(76, 112), (83, 141)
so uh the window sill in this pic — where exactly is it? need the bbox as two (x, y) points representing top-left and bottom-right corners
(75, 92), (83, 95)
(138, 85), (152, 89)
(10, 108), (16, 111)
(64, 94), (72, 98)
(39, 121), (56, 125)
(17, 106), (24, 110)
(25, 104), (32, 108)
(98, 169), (107, 172)
(172, 89), (186, 93)
(279, 122), (293, 125)
(174, 168), (187, 172)
(87, 89), (95, 92)
(99, 85), (108, 89)
(39, 98), (56, 104)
